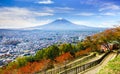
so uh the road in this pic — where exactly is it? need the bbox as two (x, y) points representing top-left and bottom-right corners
(80, 52), (117, 74)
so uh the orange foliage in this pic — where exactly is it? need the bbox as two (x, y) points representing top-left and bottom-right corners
(75, 47), (91, 57)
(1, 59), (51, 74)
(2, 70), (12, 74)
(18, 59), (50, 74)
(1, 63), (18, 74)
(55, 52), (73, 64)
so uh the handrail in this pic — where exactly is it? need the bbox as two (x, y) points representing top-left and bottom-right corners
(37, 53), (96, 74)
(59, 51), (110, 74)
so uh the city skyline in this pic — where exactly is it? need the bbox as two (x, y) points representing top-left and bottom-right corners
(0, 0), (120, 28)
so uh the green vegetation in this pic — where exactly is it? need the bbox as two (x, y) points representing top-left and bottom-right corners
(44, 45), (59, 60)
(98, 55), (120, 74)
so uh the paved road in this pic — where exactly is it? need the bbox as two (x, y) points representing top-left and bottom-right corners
(80, 52), (117, 74)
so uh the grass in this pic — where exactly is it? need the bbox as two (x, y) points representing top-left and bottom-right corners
(98, 54), (120, 74)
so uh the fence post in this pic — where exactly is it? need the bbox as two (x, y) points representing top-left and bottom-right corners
(75, 67), (77, 74)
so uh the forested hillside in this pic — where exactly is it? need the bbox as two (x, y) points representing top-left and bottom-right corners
(0, 26), (120, 74)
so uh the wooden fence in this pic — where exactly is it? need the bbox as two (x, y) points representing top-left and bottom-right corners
(37, 53), (96, 74)
(59, 51), (110, 74)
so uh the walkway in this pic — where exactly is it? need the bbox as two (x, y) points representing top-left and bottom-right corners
(80, 52), (117, 74)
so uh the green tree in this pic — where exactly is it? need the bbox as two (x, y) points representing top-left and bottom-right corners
(16, 57), (27, 67)
(77, 42), (85, 51)
(25, 55), (35, 62)
(44, 45), (59, 60)
(59, 43), (74, 54)
(34, 49), (45, 61)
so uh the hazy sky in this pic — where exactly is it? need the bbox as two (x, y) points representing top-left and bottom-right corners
(0, 0), (120, 28)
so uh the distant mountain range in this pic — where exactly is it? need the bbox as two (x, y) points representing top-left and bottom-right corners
(0, 18), (106, 31)
(31, 18), (105, 31)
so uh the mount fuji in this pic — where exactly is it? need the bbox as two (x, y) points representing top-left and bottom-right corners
(31, 18), (104, 31)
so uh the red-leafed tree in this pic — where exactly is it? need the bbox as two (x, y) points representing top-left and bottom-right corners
(55, 52), (73, 64)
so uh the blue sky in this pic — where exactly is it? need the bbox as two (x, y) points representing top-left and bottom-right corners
(0, 0), (120, 28)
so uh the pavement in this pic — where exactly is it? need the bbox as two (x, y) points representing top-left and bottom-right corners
(80, 52), (117, 74)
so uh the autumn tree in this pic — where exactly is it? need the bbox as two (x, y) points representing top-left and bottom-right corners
(55, 52), (73, 63)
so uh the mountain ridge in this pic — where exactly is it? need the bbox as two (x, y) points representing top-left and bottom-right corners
(32, 18), (104, 31)
(0, 19), (106, 31)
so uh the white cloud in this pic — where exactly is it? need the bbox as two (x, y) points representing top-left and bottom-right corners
(0, 7), (53, 29)
(98, 21), (118, 28)
(72, 20), (120, 28)
(54, 7), (74, 13)
(38, 0), (54, 4)
(42, 7), (54, 13)
(0, 7), (53, 17)
(73, 21), (91, 25)
(99, 3), (120, 11)
(100, 12), (116, 16)
(54, 7), (74, 11)
(42, 7), (74, 13)
(80, 0), (120, 13)
(34, 12), (53, 16)
(76, 12), (95, 16)
(72, 20), (99, 27)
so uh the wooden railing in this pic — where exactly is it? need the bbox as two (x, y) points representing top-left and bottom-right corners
(37, 53), (96, 74)
(59, 51), (110, 74)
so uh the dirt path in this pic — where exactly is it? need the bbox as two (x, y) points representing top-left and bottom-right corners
(80, 52), (117, 74)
